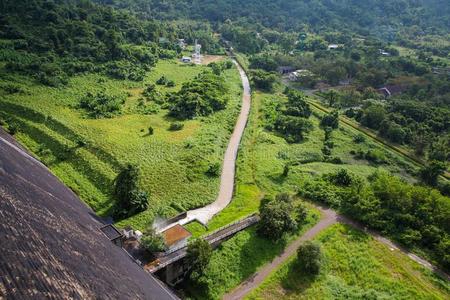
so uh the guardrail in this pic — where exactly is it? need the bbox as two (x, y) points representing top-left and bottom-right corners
(149, 214), (260, 272)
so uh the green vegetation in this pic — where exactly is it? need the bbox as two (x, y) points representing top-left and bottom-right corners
(257, 193), (300, 240)
(187, 238), (213, 284)
(113, 164), (149, 219)
(2, 1), (449, 298)
(300, 169), (450, 270)
(141, 228), (166, 253)
(0, 59), (243, 230)
(79, 91), (125, 119)
(248, 224), (450, 299)
(185, 205), (321, 299)
(297, 241), (323, 275)
(167, 70), (229, 119)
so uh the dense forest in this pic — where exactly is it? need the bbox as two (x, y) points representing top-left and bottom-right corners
(105, 0), (449, 37)
(0, 0), (223, 88)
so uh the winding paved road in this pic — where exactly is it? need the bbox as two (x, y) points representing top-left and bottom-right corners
(161, 59), (251, 229)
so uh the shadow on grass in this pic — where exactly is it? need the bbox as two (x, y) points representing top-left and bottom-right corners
(0, 101), (123, 171)
(279, 261), (318, 296)
(1, 112), (115, 213)
(237, 229), (288, 286)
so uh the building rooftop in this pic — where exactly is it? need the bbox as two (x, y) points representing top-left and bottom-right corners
(162, 225), (192, 247)
(0, 128), (178, 300)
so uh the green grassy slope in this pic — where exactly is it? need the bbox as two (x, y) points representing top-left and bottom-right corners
(0, 58), (243, 230)
(186, 88), (419, 236)
(247, 224), (450, 299)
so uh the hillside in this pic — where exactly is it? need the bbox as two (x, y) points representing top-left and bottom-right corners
(107, 0), (450, 38)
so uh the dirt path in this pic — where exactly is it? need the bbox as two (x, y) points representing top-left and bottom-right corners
(159, 59), (251, 229)
(224, 204), (449, 300)
(223, 205), (338, 300)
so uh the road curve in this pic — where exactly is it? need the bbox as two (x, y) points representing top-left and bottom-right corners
(223, 205), (338, 300)
(176, 59), (251, 226)
(223, 204), (450, 300)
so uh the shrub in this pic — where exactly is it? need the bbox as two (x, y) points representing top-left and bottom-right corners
(250, 69), (278, 91)
(1, 84), (23, 94)
(297, 241), (322, 275)
(364, 149), (386, 164)
(275, 115), (313, 143)
(79, 91), (124, 118)
(148, 126), (154, 135)
(141, 228), (166, 253)
(187, 239), (212, 283)
(168, 71), (228, 119)
(295, 203), (308, 225)
(113, 164), (149, 219)
(420, 161), (446, 187)
(156, 75), (168, 85)
(320, 111), (339, 129)
(7, 122), (20, 135)
(206, 162), (221, 177)
(353, 134), (366, 143)
(169, 122), (184, 131)
(257, 196), (297, 240)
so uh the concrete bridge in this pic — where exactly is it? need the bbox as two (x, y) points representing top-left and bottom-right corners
(145, 214), (259, 285)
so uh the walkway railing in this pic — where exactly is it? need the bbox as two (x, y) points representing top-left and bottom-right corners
(147, 214), (260, 273)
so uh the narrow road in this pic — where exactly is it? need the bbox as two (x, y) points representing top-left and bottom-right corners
(224, 204), (450, 300)
(161, 59), (251, 229)
(223, 205), (338, 300)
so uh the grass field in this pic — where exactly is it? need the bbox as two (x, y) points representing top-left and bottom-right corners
(182, 87), (424, 299)
(186, 88), (419, 237)
(0, 58), (243, 230)
(185, 203), (321, 299)
(247, 224), (450, 299)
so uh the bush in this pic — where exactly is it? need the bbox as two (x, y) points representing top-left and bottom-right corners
(257, 196), (297, 240)
(7, 122), (20, 135)
(187, 238), (212, 283)
(275, 115), (313, 143)
(156, 75), (168, 85)
(141, 228), (166, 253)
(79, 91), (124, 118)
(420, 161), (446, 187)
(113, 164), (149, 219)
(168, 71), (228, 119)
(206, 162), (221, 177)
(250, 69), (278, 91)
(169, 122), (184, 131)
(148, 126), (154, 135)
(320, 111), (339, 129)
(297, 241), (322, 275)
(364, 149), (386, 164)
(353, 134), (366, 143)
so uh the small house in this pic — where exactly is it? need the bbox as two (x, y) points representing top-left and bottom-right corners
(379, 49), (391, 56)
(177, 39), (186, 49)
(161, 224), (192, 252)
